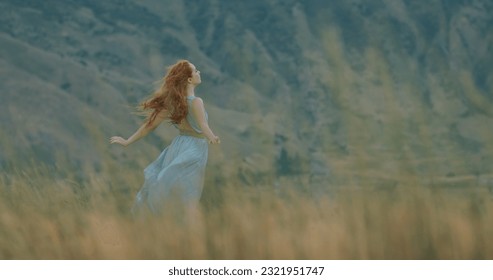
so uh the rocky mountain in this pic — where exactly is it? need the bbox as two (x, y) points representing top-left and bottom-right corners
(1, 0), (492, 192)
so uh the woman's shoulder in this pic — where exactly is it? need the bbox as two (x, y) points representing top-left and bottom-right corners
(188, 96), (204, 105)
(187, 95), (202, 100)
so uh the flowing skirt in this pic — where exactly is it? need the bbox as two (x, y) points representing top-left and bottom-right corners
(132, 135), (208, 215)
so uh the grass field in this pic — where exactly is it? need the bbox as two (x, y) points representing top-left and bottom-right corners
(1, 164), (492, 260)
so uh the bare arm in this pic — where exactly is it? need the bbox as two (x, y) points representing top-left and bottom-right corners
(191, 98), (220, 144)
(110, 110), (168, 147)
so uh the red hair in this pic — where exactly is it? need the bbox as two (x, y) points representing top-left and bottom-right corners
(139, 60), (193, 126)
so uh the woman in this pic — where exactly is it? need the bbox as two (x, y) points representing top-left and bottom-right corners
(110, 60), (220, 215)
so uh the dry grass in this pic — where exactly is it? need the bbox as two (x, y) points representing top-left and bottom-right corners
(0, 166), (492, 260)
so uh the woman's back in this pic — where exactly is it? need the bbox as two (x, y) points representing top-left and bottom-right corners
(185, 96), (208, 133)
(174, 96), (208, 134)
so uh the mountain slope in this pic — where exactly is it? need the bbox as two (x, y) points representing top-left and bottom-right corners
(1, 0), (492, 190)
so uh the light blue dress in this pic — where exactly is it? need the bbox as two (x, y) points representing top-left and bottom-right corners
(132, 96), (209, 215)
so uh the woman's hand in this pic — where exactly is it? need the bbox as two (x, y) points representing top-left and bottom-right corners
(209, 135), (221, 144)
(110, 136), (129, 147)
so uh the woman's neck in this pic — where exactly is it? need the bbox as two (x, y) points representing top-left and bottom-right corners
(186, 85), (196, 97)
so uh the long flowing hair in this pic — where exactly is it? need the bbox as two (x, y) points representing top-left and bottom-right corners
(139, 60), (192, 127)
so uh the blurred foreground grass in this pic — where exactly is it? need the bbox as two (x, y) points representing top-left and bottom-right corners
(1, 165), (492, 260)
